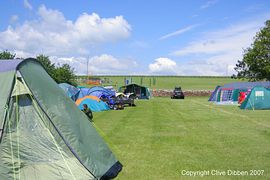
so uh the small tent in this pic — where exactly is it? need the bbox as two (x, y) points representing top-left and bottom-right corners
(59, 83), (80, 101)
(119, 84), (150, 99)
(240, 86), (270, 110)
(0, 59), (122, 179)
(76, 96), (110, 112)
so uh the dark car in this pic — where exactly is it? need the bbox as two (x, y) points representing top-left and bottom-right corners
(171, 87), (185, 99)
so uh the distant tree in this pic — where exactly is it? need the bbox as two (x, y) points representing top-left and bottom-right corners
(36, 54), (77, 85)
(0, 50), (16, 59)
(55, 64), (77, 86)
(233, 20), (270, 81)
(36, 54), (57, 80)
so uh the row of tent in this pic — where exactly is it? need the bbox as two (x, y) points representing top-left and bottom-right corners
(0, 59), (122, 179)
(209, 81), (270, 110)
(59, 83), (151, 112)
(59, 83), (113, 112)
(59, 83), (151, 102)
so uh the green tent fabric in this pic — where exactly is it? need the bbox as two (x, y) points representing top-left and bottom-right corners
(0, 59), (122, 179)
(240, 86), (270, 110)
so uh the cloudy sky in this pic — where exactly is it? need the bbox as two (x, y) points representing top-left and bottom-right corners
(0, 0), (270, 75)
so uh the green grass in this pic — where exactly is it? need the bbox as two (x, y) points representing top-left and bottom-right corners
(77, 76), (245, 90)
(93, 97), (270, 179)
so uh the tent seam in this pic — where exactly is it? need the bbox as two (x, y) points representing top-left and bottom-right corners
(15, 75), (21, 180)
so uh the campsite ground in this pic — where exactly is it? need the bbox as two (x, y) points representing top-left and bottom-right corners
(94, 97), (270, 179)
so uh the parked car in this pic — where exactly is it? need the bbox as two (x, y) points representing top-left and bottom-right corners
(171, 87), (185, 99)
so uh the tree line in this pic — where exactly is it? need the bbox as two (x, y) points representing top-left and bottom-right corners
(0, 51), (77, 86)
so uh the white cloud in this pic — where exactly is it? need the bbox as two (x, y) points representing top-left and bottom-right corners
(23, 0), (33, 10)
(146, 56), (236, 76)
(159, 24), (200, 40)
(200, 0), (218, 9)
(169, 18), (269, 75)
(0, 5), (131, 57)
(149, 57), (178, 74)
(50, 56), (87, 74)
(50, 54), (138, 75)
(172, 21), (263, 56)
(88, 54), (138, 75)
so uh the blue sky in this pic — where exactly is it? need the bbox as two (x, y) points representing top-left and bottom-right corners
(0, 0), (270, 75)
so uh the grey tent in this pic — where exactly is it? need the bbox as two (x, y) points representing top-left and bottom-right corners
(0, 59), (122, 179)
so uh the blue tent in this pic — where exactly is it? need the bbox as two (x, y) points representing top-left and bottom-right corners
(78, 86), (115, 98)
(78, 87), (90, 98)
(59, 83), (80, 101)
(76, 97), (110, 112)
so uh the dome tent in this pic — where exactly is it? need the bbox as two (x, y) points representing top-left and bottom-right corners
(78, 86), (115, 99)
(76, 96), (110, 112)
(0, 59), (122, 179)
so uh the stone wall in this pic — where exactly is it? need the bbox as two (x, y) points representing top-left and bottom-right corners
(151, 89), (212, 97)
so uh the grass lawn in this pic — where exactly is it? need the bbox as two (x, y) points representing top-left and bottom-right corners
(93, 97), (270, 179)
(78, 76), (244, 90)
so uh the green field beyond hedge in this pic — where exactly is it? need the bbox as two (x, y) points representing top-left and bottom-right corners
(94, 97), (270, 179)
(77, 76), (245, 90)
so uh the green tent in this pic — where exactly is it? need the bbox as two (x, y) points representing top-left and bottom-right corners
(240, 86), (270, 110)
(0, 59), (122, 179)
(119, 83), (150, 99)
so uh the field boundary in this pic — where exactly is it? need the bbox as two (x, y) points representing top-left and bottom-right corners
(151, 89), (212, 97)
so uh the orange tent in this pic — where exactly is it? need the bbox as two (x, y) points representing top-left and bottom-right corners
(76, 95), (100, 105)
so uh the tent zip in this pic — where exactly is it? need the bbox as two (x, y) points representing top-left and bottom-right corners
(19, 72), (96, 179)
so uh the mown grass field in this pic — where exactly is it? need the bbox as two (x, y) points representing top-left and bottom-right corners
(77, 76), (245, 90)
(94, 97), (270, 179)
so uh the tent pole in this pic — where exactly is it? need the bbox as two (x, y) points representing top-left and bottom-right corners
(15, 75), (21, 179)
